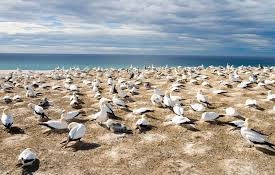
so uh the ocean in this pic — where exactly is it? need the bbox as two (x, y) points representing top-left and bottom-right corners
(0, 53), (274, 70)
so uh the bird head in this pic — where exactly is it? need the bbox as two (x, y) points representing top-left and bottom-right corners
(68, 122), (78, 130)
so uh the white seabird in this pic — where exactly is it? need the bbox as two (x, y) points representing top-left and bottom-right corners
(1, 108), (13, 130)
(245, 99), (257, 107)
(61, 110), (82, 120)
(17, 148), (37, 167)
(38, 117), (68, 130)
(61, 122), (86, 147)
(133, 108), (154, 115)
(135, 115), (151, 132)
(164, 115), (193, 126)
(267, 91), (275, 101)
(3, 95), (12, 104)
(197, 90), (210, 106)
(151, 93), (164, 107)
(212, 89), (227, 95)
(225, 107), (240, 117)
(163, 91), (174, 109)
(241, 118), (275, 151)
(12, 95), (22, 102)
(190, 103), (205, 112)
(227, 120), (245, 128)
(112, 94), (128, 108)
(28, 103), (48, 120)
(173, 103), (184, 116)
(90, 103), (109, 123)
(103, 119), (130, 133)
(201, 112), (220, 122)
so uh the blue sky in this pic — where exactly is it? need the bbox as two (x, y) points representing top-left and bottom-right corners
(0, 0), (274, 56)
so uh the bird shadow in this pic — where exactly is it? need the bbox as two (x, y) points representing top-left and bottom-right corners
(253, 105), (265, 111)
(137, 125), (156, 134)
(145, 114), (160, 121)
(220, 93), (231, 97)
(256, 147), (275, 156)
(69, 141), (101, 151)
(9, 126), (25, 134)
(21, 159), (40, 175)
(121, 108), (133, 112)
(234, 115), (246, 120)
(181, 125), (200, 132)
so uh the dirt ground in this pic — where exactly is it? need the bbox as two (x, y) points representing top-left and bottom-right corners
(0, 67), (275, 175)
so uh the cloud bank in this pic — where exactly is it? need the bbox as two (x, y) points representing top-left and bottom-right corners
(0, 0), (274, 55)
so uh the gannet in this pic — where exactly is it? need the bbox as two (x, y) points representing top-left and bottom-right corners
(190, 103), (205, 112)
(135, 115), (150, 132)
(38, 98), (50, 109)
(163, 91), (174, 109)
(153, 88), (164, 97)
(164, 115), (194, 126)
(103, 119), (131, 133)
(151, 93), (164, 107)
(197, 90), (210, 106)
(16, 148), (37, 167)
(202, 81), (211, 87)
(26, 86), (36, 97)
(99, 97), (117, 118)
(107, 78), (113, 86)
(173, 103), (184, 116)
(28, 103), (48, 120)
(267, 91), (275, 101)
(227, 120), (244, 128)
(90, 103), (109, 123)
(212, 89), (227, 95)
(245, 99), (257, 107)
(201, 112), (220, 122)
(38, 117), (68, 130)
(1, 108), (13, 131)
(61, 110), (82, 120)
(112, 94), (128, 108)
(133, 108), (154, 115)
(225, 107), (240, 117)
(241, 118), (275, 151)
(61, 122), (86, 147)
(130, 86), (139, 95)
(12, 95), (22, 102)
(3, 95), (12, 104)
(69, 84), (78, 92)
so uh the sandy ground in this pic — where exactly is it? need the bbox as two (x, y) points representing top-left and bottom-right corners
(0, 67), (275, 175)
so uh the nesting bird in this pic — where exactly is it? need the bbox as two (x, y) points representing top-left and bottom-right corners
(61, 122), (86, 147)
(1, 108), (13, 131)
(17, 148), (37, 167)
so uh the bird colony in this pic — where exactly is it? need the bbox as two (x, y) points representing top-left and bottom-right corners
(1, 65), (275, 174)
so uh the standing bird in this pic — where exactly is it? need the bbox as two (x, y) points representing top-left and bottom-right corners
(112, 94), (128, 108)
(197, 90), (210, 106)
(173, 103), (184, 116)
(16, 148), (37, 167)
(28, 103), (48, 120)
(241, 118), (275, 151)
(90, 103), (109, 123)
(163, 91), (174, 110)
(135, 115), (151, 133)
(1, 108), (13, 131)
(61, 122), (86, 148)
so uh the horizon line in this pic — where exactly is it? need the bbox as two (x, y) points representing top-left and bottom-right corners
(0, 52), (274, 58)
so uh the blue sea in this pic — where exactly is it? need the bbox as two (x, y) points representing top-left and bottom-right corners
(0, 53), (274, 70)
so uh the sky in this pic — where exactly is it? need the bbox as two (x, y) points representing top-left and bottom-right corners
(0, 0), (275, 56)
